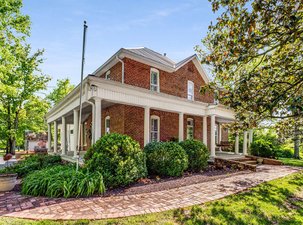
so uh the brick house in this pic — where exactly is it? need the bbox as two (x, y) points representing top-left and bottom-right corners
(46, 47), (242, 161)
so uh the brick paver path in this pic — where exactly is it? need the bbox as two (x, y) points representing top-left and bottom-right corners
(1, 165), (301, 220)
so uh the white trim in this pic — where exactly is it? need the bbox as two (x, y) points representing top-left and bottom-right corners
(187, 80), (194, 101)
(105, 70), (111, 80)
(150, 115), (160, 142)
(150, 68), (160, 92)
(105, 116), (110, 134)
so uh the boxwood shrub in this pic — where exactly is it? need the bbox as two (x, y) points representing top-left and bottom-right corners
(144, 141), (188, 177)
(22, 165), (105, 198)
(84, 133), (147, 188)
(179, 139), (209, 172)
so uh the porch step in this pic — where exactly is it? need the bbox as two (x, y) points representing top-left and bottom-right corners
(243, 160), (258, 165)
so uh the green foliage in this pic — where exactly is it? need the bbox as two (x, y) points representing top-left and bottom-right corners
(22, 165), (105, 198)
(251, 139), (276, 158)
(46, 78), (75, 106)
(84, 133), (147, 188)
(276, 145), (293, 158)
(144, 142), (188, 177)
(0, 154), (61, 177)
(179, 139), (209, 172)
(280, 158), (303, 167)
(0, 0), (50, 153)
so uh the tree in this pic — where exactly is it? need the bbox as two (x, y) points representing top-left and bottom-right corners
(0, 0), (50, 154)
(46, 78), (75, 106)
(197, 0), (303, 158)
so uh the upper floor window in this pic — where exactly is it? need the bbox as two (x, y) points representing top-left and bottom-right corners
(150, 115), (160, 142)
(187, 118), (194, 139)
(105, 70), (111, 80)
(105, 116), (110, 134)
(187, 81), (194, 100)
(150, 68), (159, 92)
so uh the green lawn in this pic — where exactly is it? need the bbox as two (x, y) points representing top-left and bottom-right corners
(1, 171), (303, 225)
(280, 157), (303, 167)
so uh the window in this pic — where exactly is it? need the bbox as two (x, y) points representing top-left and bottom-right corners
(150, 68), (159, 92)
(150, 115), (160, 142)
(105, 116), (110, 134)
(187, 118), (194, 139)
(215, 124), (219, 144)
(83, 122), (87, 146)
(105, 70), (111, 80)
(187, 81), (194, 100)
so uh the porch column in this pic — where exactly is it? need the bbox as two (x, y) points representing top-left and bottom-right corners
(178, 112), (184, 142)
(203, 116), (207, 146)
(248, 129), (253, 146)
(73, 109), (79, 157)
(144, 107), (150, 146)
(235, 133), (239, 154)
(218, 123), (222, 151)
(61, 117), (66, 155)
(53, 121), (58, 153)
(210, 114), (216, 157)
(94, 98), (102, 141)
(47, 123), (52, 152)
(243, 131), (248, 155)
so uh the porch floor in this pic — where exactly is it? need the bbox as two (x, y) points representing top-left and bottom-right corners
(215, 151), (245, 160)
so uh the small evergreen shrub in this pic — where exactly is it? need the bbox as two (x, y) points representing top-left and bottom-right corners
(84, 133), (147, 188)
(0, 154), (62, 178)
(276, 146), (293, 158)
(251, 139), (276, 158)
(144, 142), (188, 177)
(179, 139), (209, 172)
(22, 165), (105, 198)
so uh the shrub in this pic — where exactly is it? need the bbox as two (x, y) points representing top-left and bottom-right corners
(179, 139), (209, 172)
(84, 133), (147, 188)
(22, 165), (105, 198)
(251, 139), (276, 158)
(0, 154), (62, 178)
(144, 141), (188, 177)
(276, 146), (293, 158)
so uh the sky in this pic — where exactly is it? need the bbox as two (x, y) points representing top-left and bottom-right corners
(22, 0), (218, 92)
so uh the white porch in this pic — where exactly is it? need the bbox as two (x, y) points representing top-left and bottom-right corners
(46, 77), (251, 160)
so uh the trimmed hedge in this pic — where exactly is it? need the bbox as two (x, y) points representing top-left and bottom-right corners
(0, 154), (62, 178)
(144, 142), (188, 177)
(22, 165), (105, 198)
(84, 133), (147, 188)
(179, 139), (209, 172)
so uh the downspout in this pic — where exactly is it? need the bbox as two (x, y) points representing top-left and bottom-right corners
(116, 56), (125, 84)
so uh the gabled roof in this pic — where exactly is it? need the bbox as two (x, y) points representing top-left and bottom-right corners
(92, 47), (210, 84)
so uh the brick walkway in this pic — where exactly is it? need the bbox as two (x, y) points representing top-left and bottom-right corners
(0, 165), (301, 220)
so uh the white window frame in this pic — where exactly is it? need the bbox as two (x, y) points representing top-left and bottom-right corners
(150, 115), (160, 142)
(150, 68), (160, 92)
(105, 70), (111, 80)
(187, 118), (194, 139)
(187, 80), (194, 101)
(215, 124), (219, 144)
(105, 116), (110, 134)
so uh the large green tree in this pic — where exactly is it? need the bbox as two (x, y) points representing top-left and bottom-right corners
(0, 0), (50, 153)
(46, 78), (75, 106)
(198, 0), (303, 158)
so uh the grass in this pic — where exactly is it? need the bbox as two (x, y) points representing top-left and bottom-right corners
(0, 171), (302, 225)
(280, 157), (303, 167)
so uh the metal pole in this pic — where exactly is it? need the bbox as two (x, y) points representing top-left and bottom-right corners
(76, 21), (88, 171)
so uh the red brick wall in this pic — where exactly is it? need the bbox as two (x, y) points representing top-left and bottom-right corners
(101, 104), (125, 135)
(100, 57), (214, 103)
(100, 62), (122, 82)
(150, 109), (179, 142)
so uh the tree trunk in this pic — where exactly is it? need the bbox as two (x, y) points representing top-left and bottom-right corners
(294, 122), (300, 159)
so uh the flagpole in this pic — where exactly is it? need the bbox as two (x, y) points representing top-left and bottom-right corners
(76, 20), (88, 171)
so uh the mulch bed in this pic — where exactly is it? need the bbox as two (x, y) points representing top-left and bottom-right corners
(104, 166), (252, 197)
